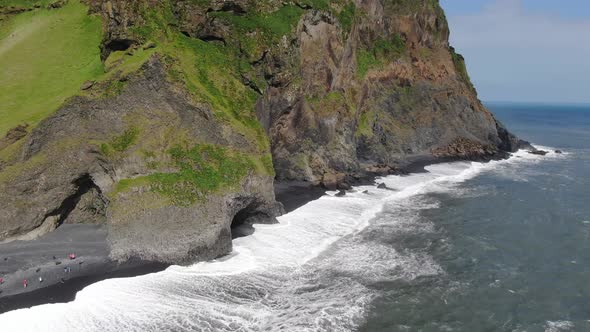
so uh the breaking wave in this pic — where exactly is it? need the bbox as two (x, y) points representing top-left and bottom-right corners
(0, 148), (560, 332)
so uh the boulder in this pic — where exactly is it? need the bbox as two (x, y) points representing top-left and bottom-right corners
(337, 182), (352, 190)
(365, 164), (393, 176)
(0, 124), (28, 150)
(80, 80), (95, 90)
(529, 150), (548, 156)
(321, 172), (346, 190)
(47, 0), (67, 9)
(432, 138), (497, 159)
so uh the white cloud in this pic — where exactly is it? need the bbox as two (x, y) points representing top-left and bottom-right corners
(446, 0), (590, 103)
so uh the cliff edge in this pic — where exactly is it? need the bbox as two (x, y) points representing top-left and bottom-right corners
(0, 0), (522, 264)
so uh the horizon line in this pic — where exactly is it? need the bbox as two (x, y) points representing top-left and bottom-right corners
(483, 100), (590, 107)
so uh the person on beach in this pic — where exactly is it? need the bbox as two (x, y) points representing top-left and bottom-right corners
(23, 279), (27, 288)
(0, 277), (4, 284)
(69, 253), (76, 260)
(38, 276), (43, 283)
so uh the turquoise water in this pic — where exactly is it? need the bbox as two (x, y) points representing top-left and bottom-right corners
(361, 103), (590, 331)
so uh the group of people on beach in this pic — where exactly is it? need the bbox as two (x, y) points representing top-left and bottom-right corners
(0, 253), (77, 291)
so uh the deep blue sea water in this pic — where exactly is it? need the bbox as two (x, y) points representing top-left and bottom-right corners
(360, 103), (590, 331)
(0, 103), (588, 332)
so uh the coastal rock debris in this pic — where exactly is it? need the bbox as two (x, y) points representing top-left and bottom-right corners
(529, 150), (549, 156)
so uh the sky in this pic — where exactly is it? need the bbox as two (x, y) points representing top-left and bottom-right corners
(439, 0), (590, 104)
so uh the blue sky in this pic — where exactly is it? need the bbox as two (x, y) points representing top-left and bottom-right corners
(440, 0), (590, 104)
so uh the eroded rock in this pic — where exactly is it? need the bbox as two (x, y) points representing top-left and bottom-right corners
(80, 80), (95, 90)
(0, 57), (282, 264)
(529, 150), (549, 156)
(0, 124), (28, 151)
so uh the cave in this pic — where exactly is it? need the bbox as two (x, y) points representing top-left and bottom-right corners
(45, 174), (106, 227)
(105, 39), (134, 52)
(198, 35), (226, 44)
(230, 201), (264, 239)
(220, 2), (246, 15)
(101, 38), (135, 59)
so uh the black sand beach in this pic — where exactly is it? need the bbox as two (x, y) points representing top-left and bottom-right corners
(0, 182), (329, 314)
(0, 225), (166, 313)
(0, 154), (507, 315)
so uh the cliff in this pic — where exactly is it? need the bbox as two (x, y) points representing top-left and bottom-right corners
(0, 0), (521, 264)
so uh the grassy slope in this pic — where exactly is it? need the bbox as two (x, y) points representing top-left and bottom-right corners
(103, 3), (281, 200)
(0, 0), (103, 136)
(0, 0), (360, 201)
(0, 0), (52, 8)
(0, 0), (277, 204)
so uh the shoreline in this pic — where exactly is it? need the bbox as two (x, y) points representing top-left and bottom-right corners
(0, 261), (166, 313)
(0, 152), (516, 314)
(0, 224), (168, 314)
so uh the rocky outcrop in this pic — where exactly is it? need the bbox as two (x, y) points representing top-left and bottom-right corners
(0, 56), (281, 263)
(85, 0), (146, 59)
(0, 0), (525, 264)
(0, 124), (28, 152)
(432, 137), (498, 160)
(251, 0), (524, 189)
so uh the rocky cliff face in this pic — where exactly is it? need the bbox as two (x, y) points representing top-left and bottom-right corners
(0, 0), (521, 264)
(255, 0), (521, 186)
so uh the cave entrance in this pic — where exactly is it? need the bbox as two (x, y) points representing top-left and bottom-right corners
(105, 39), (134, 52)
(46, 174), (107, 227)
(230, 202), (262, 239)
(101, 39), (135, 59)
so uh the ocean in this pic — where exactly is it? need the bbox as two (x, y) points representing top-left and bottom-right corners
(0, 103), (588, 332)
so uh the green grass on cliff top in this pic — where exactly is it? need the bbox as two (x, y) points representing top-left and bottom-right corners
(0, 0), (51, 7)
(0, 0), (103, 136)
(114, 144), (259, 206)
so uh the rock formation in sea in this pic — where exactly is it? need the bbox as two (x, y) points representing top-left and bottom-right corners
(0, 0), (523, 264)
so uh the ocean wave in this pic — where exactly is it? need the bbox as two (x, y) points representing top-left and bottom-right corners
(0, 149), (564, 332)
(545, 320), (575, 332)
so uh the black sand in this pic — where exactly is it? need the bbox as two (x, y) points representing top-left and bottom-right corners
(0, 224), (166, 313)
(0, 154), (501, 314)
(275, 181), (326, 213)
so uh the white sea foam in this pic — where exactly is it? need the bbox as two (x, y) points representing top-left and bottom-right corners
(545, 320), (575, 332)
(0, 146), (562, 332)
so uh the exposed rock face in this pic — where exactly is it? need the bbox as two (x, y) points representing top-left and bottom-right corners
(252, 1), (523, 189)
(432, 137), (498, 160)
(0, 124), (28, 151)
(0, 57), (281, 263)
(0, 0), (524, 264)
(85, 0), (145, 59)
(109, 172), (279, 263)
